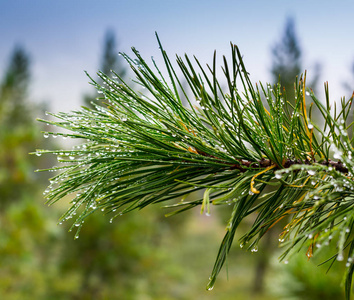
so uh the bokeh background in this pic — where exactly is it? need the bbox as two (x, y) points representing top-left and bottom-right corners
(1, 1), (354, 299)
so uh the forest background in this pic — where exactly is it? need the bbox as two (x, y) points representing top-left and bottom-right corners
(1, 1), (354, 299)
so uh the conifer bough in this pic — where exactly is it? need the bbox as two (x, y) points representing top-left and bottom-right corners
(36, 35), (354, 297)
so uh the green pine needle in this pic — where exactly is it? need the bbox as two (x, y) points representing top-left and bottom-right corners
(35, 33), (354, 298)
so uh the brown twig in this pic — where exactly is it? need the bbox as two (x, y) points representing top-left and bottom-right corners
(230, 158), (348, 174)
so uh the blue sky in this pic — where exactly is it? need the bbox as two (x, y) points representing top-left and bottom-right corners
(1, 0), (354, 112)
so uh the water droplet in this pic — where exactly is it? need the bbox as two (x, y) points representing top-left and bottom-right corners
(284, 260), (289, 264)
(308, 123), (313, 129)
(43, 132), (49, 138)
(207, 286), (214, 291)
(307, 170), (316, 176)
(305, 91), (310, 96)
(333, 151), (343, 160)
(52, 133), (58, 138)
(275, 173), (282, 179)
(74, 223), (80, 227)
(251, 246), (258, 252)
(36, 152), (42, 156)
(337, 254), (344, 261)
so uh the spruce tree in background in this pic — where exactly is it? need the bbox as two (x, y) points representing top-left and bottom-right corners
(0, 45), (64, 299)
(100, 30), (126, 79)
(0, 46), (31, 127)
(0, 46), (44, 206)
(271, 18), (302, 95)
(37, 35), (354, 299)
(271, 17), (321, 101)
(84, 30), (126, 108)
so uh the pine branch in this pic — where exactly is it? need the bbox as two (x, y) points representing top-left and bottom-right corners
(35, 34), (354, 298)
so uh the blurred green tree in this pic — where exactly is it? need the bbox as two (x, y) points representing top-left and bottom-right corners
(0, 46), (47, 207)
(269, 246), (345, 300)
(0, 45), (62, 299)
(271, 18), (302, 95)
(0, 46), (31, 125)
(271, 17), (321, 103)
(84, 30), (127, 108)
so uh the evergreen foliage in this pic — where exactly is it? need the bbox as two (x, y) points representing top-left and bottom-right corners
(0, 45), (64, 299)
(37, 34), (354, 298)
(0, 46), (31, 126)
(0, 46), (49, 207)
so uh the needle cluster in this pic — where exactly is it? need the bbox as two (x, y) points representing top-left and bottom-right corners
(36, 34), (354, 297)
